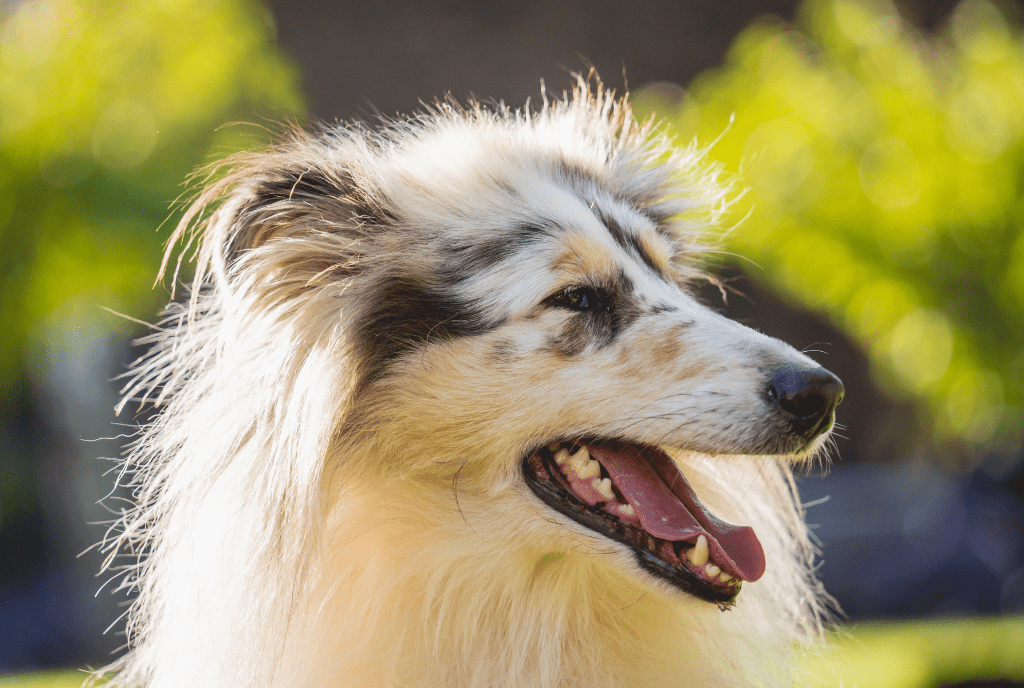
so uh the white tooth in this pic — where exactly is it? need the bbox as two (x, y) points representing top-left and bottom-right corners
(554, 448), (570, 464)
(618, 503), (635, 516)
(705, 564), (721, 578)
(685, 535), (709, 567)
(548, 442), (562, 452)
(570, 445), (590, 468)
(578, 459), (601, 479)
(594, 477), (614, 499)
(718, 572), (732, 583)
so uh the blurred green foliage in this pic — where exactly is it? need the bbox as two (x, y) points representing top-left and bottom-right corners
(635, 0), (1024, 464)
(0, 0), (303, 518)
(805, 615), (1024, 687)
(0, 670), (91, 687)
(802, 614), (1024, 688)
(0, 0), (304, 385)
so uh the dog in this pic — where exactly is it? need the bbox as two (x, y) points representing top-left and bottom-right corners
(100, 78), (843, 688)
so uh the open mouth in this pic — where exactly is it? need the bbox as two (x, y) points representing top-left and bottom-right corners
(523, 439), (766, 607)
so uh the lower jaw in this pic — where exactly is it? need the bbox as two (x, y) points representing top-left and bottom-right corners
(523, 451), (742, 607)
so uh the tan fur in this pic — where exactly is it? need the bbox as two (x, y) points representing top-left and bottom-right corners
(637, 231), (674, 276)
(616, 323), (692, 379)
(98, 77), (833, 688)
(555, 231), (620, 279)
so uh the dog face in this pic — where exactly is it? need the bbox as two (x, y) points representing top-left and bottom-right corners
(330, 119), (844, 607)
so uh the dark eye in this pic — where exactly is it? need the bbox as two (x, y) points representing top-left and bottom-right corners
(546, 286), (611, 312)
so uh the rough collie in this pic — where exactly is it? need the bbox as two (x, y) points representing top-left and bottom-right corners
(100, 78), (842, 688)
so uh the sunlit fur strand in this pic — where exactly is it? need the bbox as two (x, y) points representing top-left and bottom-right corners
(98, 77), (832, 688)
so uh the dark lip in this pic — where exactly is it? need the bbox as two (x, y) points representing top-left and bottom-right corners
(522, 443), (741, 607)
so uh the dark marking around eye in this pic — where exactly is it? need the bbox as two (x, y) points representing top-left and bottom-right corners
(546, 268), (641, 357)
(358, 274), (504, 385)
(546, 286), (611, 312)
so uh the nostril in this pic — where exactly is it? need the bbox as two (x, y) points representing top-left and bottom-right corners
(779, 390), (827, 420)
(767, 365), (845, 439)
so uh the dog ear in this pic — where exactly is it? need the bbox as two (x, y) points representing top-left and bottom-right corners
(162, 131), (394, 305)
(106, 135), (388, 686)
(120, 130), (393, 421)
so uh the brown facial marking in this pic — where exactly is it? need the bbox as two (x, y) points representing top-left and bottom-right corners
(649, 327), (686, 369)
(637, 232), (673, 275)
(547, 318), (592, 357)
(593, 206), (674, 280)
(553, 231), (617, 278)
(615, 316), (696, 381)
(490, 337), (518, 364)
(545, 268), (642, 357)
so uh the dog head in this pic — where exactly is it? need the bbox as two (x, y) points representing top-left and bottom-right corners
(113, 80), (842, 688)
(161, 82), (842, 611)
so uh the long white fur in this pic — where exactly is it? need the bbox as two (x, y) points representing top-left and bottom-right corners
(99, 78), (832, 688)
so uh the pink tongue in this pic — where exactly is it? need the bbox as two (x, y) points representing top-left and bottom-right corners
(587, 442), (766, 582)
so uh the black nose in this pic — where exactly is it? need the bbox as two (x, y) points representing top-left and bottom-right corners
(767, 365), (844, 441)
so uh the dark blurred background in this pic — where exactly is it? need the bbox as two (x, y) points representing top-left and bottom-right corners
(1, 0), (1023, 684)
